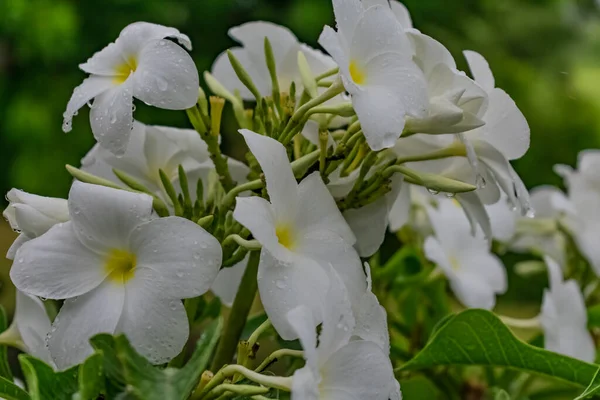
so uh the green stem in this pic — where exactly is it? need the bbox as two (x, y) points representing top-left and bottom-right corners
(211, 251), (261, 372)
(395, 143), (466, 164)
(254, 349), (304, 373)
(221, 180), (263, 212)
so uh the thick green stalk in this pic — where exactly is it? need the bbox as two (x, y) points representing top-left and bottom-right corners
(211, 251), (261, 372)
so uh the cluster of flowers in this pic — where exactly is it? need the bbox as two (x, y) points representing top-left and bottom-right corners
(2, 0), (597, 398)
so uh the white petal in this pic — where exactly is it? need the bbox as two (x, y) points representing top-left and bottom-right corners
(458, 250), (507, 294)
(353, 289), (390, 355)
(239, 130), (298, 216)
(479, 88), (530, 160)
(118, 22), (192, 53)
(350, 6), (412, 63)
(211, 49), (260, 100)
(68, 182), (153, 253)
(48, 280), (124, 370)
(89, 83), (135, 155)
(426, 198), (474, 251)
(450, 273), (498, 310)
(388, 179), (411, 231)
(320, 340), (395, 400)
(301, 120), (335, 149)
(318, 26), (349, 77)
(11, 222), (106, 300)
(455, 191), (492, 241)
(257, 250), (329, 341)
(332, 0), (365, 45)
(390, 0), (413, 29)
(291, 366), (320, 400)
(544, 256), (564, 289)
(233, 196), (292, 262)
(463, 50), (495, 92)
(6, 234), (30, 261)
(287, 306), (318, 370)
(62, 76), (115, 133)
(117, 284), (188, 365)
(11, 205), (62, 238)
(486, 196), (517, 242)
(296, 231), (366, 314)
(129, 217), (222, 298)
(409, 31), (456, 74)
(295, 172), (355, 244)
(79, 42), (126, 76)
(229, 21), (298, 65)
(423, 236), (455, 279)
(5, 190), (69, 222)
(14, 291), (53, 365)
(132, 39), (199, 110)
(211, 257), (248, 307)
(155, 124), (210, 164)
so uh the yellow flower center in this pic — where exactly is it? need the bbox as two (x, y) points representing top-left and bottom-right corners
(349, 60), (366, 85)
(105, 249), (137, 284)
(449, 255), (460, 272)
(276, 223), (296, 250)
(113, 56), (138, 84)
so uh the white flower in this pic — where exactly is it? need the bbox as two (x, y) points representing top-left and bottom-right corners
(232, 129), (365, 340)
(423, 199), (507, 309)
(212, 21), (337, 99)
(540, 256), (595, 362)
(81, 121), (249, 207)
(63, 22), (200, 155)
(0, 290), (53, 365)
(210, 256), (248, 307)
(10, 182), (222, 369)
(287, 269), (398, 400)
(318, 0), (428, 150)
(3, 190), (69, 260)
(364, 0), (413, 30)
(509, 187), (567, 265)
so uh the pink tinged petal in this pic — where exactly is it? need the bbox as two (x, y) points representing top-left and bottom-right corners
(10, 222), (106, 300)
(62, 76), (115, 133)
(118, 22), (192, 54)
(257, 250), (329, 341)
(68, 182), (154, 253)
(463, 50), (495, 92)
(129, 217), (222, 299)
(238, 130), (299, 217)
(320, 340), (395, 400)
(480, 88), (530, 160)
(132, 39), (199, 110)
(89, 83), (135, 155)
(15, 291), (53, 365)
(211, 257), (248, 307)
(116, 283), (188, 365)
(295, 172), (355, 244)
(48, 280), (124, 370)
(79, 42), (126, 76)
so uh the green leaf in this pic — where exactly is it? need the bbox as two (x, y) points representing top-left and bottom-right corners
(400, 309), (599, 387)
(92, 317), (222, 400)
(575, 367), (600, 400)
(0, 306), (13, 380)
(90, 334), (127, 398)
(19, 355), (78, 400)
(587, 304), (600, 328)
(0, 375), (31, 400)
(77, 352), (105, 400)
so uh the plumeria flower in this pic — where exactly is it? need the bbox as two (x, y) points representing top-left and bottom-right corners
(212, 21), (337, 100)
(554, 151), (600, 275)
(287, 268), (398, 400)
(423, 198), (507, 309)
(318, 0), (428, 150)
(540, 256), (595, 362)
(3, 190), (69, 260)
(232, 129), (365, 340)
(364, 0), (413, 30)
(0, 290), (53, 365)
(82, 121), (249, 207)
(509, 186), (567, 266)
(62, 22), (200, 155)
(10, 182), (222, 369)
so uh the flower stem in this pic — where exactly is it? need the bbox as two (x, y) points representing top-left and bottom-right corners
(211, 250), (261, 372)
(498, 315), (541, 330)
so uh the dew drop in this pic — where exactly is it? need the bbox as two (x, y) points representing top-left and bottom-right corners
(427, 188), (439, 195)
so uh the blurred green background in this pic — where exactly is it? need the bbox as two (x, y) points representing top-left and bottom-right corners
(1, 0), (600, 310)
